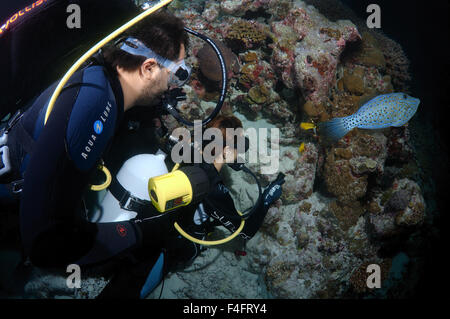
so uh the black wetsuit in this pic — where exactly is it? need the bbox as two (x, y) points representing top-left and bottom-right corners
(2, 64), (142, 267)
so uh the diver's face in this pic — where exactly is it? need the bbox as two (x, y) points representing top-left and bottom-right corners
(223, 146), (238, 163)
(136, 44), (186, 105)
(222, 130), (244, 163)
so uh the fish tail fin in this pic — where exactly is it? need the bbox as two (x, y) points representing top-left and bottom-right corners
(317, 116), (352, 142)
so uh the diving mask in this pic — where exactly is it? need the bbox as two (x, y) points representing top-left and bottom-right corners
(116, 37), (192, 87)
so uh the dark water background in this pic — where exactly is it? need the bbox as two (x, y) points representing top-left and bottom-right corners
(342, 0), (448, 299)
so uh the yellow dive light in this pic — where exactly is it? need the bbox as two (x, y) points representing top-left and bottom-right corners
(148, 165), (209, 213)
(147, 163), (261, 246)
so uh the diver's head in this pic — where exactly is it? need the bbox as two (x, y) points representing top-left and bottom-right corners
(203, 115), (248, 171)
(103, 11), (190, 110)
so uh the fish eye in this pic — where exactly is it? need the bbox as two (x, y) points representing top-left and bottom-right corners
(403, 94), (407, 99)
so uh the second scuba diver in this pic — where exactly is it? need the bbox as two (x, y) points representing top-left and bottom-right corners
(98, 114), (285, 298)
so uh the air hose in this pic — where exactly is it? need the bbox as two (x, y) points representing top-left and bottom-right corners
(164, 27), (228, 127)
(174, 214), (245, 246)
(172, 163), (264, 246)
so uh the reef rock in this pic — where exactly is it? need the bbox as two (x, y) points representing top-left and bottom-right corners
(220, 0), (251, 16)
(368, 178), (426, 239)
(274, 143), (318, 204)
(246, 193), (379, 298)
(202, 0), (221, 22)
(269, 3), (361, 104)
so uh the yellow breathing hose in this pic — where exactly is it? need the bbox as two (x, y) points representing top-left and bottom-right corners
(174, 212), (245, 246)
(43, 0), (174, 125)
(171, 163), (246, 246)
(90, 165), (112, 191)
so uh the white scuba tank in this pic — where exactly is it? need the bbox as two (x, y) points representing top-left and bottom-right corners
(90, 151), (168, 223)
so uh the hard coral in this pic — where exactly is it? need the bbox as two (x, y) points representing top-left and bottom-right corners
(329, 200), (363, 232)
(323, 154), (368, 204)
(225, 20), (268, 53)
(247, 84), (270, 104)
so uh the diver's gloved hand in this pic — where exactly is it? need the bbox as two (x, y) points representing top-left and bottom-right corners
(160, 88), (187, 114)
(262, 173), (285, 208)
(97, 251), (165, 299)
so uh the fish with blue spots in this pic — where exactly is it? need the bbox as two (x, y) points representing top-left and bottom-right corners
(317, 93), (420, 141)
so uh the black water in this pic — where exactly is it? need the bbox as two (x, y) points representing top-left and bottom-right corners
(343, 0), (448, 299)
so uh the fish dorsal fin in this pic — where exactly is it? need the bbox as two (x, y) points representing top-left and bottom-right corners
(358, 93), (378, 108)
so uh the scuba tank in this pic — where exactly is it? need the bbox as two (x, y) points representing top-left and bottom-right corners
(89, 152), (169, 223)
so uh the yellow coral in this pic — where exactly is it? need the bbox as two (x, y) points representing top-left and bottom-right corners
(243, 51), (258, 63)
(226, 20), (267, 47)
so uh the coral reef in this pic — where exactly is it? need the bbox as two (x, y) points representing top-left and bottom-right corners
(371, 32), (412, 92)
(368, 178), (426, 239)
(322, 131), (388, 204)
(281, 142), (318, 203)
(225, 20), (268, 53)
(202, 0), (220, 22)
(269, 5), (361, 104)
(162, 1), (422, 299)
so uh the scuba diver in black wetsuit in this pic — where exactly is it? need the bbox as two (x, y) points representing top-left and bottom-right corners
(0, 10), (191, 266)
(97, 115), (285, 298)
(0, 1), (285, 299)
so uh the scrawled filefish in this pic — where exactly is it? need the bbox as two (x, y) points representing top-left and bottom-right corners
(318, 93), (420, 141)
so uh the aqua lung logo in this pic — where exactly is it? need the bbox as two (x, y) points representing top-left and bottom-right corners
(94, 121), (103, 134)
(81, 101), (111, 160)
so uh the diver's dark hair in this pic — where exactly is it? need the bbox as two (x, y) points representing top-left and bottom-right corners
(103, 10), (189, 73)
(204, 115), (243, 156)
(206, 115), (243, 141)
